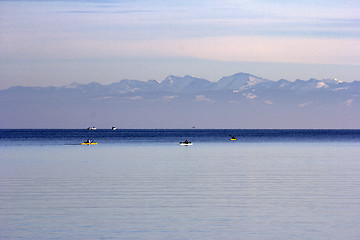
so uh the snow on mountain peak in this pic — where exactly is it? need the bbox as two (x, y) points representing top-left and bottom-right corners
(216, 72), (269, 90)
(316, 82), (328, 88)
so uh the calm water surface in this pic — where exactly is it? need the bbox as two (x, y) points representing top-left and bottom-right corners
(0, 130), (359, 239)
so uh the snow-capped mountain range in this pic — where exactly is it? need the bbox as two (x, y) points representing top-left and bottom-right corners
(1, 73), (359, 129)
(4, 72), (358, 95)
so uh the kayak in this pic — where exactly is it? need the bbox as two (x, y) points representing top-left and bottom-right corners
(81, 142), (97, 145)
(230, 137), (237, 141)
(179, 142), (192, 146)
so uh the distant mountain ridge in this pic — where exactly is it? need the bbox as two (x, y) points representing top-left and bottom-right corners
(4, 72), (359, 94)
(1, 72), (359, 129)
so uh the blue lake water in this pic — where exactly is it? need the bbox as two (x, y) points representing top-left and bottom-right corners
(0, 129), (360, 239)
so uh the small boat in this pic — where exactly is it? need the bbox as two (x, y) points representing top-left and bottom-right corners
(88, 127), (96, 130)
(229, 135), (237, 140)
(112, 126), (116, 130)
(179, 140), (192, 146)
(81, 142), (98, 145)
(81, 139), (97, 145)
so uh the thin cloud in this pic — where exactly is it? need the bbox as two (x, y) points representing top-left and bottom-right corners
(127, 96), (143, 100)
(345, 99), (353, 106)
(298, 101), (313, 107)
(172, 36), (360, 65)
(5, 35), (358, 66)
(194, 95), (213, 102)
(163, 95), (178, 101)
(243, 93), (257, 100)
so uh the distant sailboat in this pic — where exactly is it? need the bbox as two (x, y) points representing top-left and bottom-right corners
(112, 126), (117, 130)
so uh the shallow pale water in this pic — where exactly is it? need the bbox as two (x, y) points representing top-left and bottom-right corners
(0, 130), (360, 239)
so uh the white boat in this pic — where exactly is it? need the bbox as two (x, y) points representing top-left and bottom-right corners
(179, 141), (192, 146)
(112, 126), (116, 130)
(88, 127), (96, 130)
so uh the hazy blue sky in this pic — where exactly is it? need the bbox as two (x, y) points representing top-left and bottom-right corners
(1, 0), (359, 89)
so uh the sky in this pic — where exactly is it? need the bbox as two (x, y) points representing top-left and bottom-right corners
(0, 0), (360, 89)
